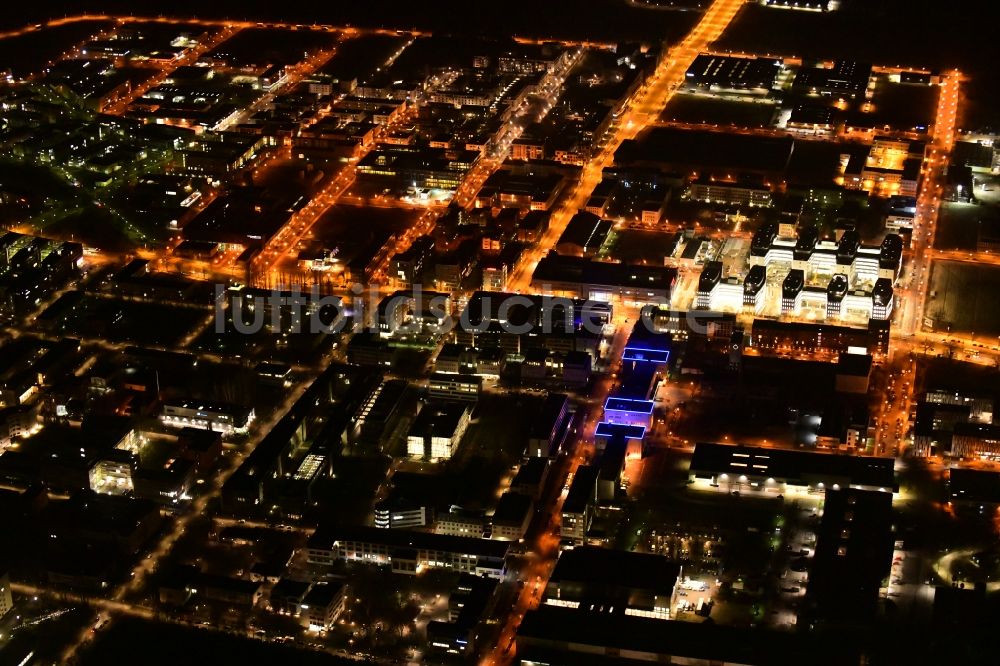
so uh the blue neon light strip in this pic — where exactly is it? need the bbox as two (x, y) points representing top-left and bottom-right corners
(604, 397), (655, 414)
(595, 422), (646, 440)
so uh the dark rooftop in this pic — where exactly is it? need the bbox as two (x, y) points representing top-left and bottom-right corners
(809, 488), (893, 622)
(949, 468), (1000, 504)
(532, 252), (677, 292)
(549, 546), (680, 597)
(517, 606), (861, 666)
(689, 442), (897, 490)
(563, 465), (599, 514)
(617, 127), (795, 177)
(492, 492), (533, 527)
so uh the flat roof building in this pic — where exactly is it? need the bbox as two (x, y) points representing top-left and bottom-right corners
(306, 524), (509, 578)
(641, 306), (737, 341)
(406, 402), (472, 460)
(685, 54), (781, 92)
(531, 252), (676, 305)
(951, 422), (1000, 460)
(301, 582), (348, 632)
(527, 393), (571, 458)
(948, 468), (1000, 507)
(160, 400), (254, 436)
(807, 488), (893, 624)
(516, 605), (861, 666)
(427, 574), (497, 658)
(491, 492), (534, 541)
(428, 373), (482, 403)
(689, 442), (897, 495)
(750, 318), (890, 357)
(510, 457), (552, 500)
(603, 396), (654, 430)
(556, 212), (613, 258)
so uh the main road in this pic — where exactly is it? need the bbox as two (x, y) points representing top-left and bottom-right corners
(507, 0), (746, 294)
(894, 70), (961, 338)
(485, 1), (747, 664)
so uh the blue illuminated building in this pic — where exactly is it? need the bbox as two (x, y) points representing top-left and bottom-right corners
(622, 345), (670, 365)
(622, 321), (671, 368)
(603, 397), (655, 428)
(618, 364), (661, 401)
(595, 422), (646, 441)
(596, 320), (673, 452)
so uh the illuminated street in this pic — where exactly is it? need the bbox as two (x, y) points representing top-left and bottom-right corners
(2, 3), (1000, 666)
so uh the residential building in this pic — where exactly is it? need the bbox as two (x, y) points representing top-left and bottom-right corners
(302, 582), (348, 632)
(561, 466), (599, 544)
(491, 492), (534, 541)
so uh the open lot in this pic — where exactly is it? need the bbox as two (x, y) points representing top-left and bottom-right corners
(868, 80), (937, 132)
(274, 203), (420, 278)
(660, 94), (777, 128)
(41, 292), (208, 347)
(607, 228), (681, 264)
(307, 205), (417, 247)
(925, 260), (1000, 338)
(933, 202), (992, 252)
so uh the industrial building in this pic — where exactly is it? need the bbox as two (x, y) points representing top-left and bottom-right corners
(792, 60), (872, 98)
(561, 465), (599, 544)
(531, 252), (676, 305)
(688, 442), (897, 495)
(685, 54), (782, 93)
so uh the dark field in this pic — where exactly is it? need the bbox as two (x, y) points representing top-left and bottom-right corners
(309, 205), (416, 242)
(2, 1), (701, 46)
(661, 94), (778, 128)
(42, 292), (209, 347)
(0, 20), (111, 77)
(608, 229), (682, 264)
(933, 202), (994, 252)
(926, 261), (1000, 338)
